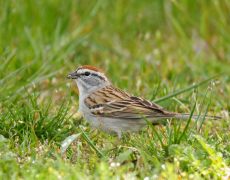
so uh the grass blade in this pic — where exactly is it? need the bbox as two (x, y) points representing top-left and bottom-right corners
(153, 75), (219, 103)
(198, 99), (211, 132)
(79, 126), (105, 158)
(178, 102), (196, 143)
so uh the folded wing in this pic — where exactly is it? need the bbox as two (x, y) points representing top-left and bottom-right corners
(84, 86), (175, 119)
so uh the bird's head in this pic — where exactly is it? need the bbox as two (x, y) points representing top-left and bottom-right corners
(67, 65), (110, 95)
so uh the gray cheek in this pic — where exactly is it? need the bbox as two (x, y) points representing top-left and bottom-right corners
(87, 78), (100, 86)
(77, 77), (99, 90)
(76, 78), (89, 91)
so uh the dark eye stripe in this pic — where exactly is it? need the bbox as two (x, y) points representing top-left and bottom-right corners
(91, 73), (105, 80)
(79, 72), (90, 76)
(79, 72), (105, 80)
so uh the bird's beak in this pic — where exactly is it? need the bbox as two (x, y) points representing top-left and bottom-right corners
(67, 71), (79, 79)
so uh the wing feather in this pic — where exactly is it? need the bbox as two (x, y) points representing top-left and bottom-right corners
(85, 86), (175, 119)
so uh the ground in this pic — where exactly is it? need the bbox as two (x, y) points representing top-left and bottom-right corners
(0, 0), (229, 179)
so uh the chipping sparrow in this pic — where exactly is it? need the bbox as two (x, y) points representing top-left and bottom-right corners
(67, 65), (219, 138)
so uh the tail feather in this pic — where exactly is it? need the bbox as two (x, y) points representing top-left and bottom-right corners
(174, 113), (221, 120)
(150, 113), (221, 125)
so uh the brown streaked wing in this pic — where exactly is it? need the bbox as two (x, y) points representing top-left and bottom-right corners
(84, 86), (175, 119)
(85, 86), (130, 106)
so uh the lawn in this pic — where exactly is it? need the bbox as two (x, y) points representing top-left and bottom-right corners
(0, 0), (229, 179)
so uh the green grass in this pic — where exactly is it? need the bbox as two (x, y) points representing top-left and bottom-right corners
(0, 0), (230, 179)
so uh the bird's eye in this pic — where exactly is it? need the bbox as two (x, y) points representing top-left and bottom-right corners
(84, 72), (90, 76)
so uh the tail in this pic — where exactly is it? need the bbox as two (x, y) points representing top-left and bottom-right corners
(174, 113), (222, 120)
(151, 113), (221, 125)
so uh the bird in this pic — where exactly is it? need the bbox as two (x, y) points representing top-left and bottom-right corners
(67, 65), (220, 138)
